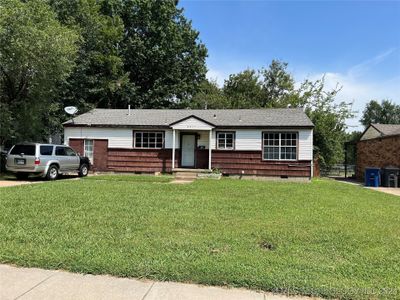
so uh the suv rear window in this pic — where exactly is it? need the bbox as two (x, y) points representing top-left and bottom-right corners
(10, 145), (36, 156)
(40, 146), (53, 156)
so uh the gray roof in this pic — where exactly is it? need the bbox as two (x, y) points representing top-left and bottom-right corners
(372, 123), (400, 136)
(64, 108), (314, 128)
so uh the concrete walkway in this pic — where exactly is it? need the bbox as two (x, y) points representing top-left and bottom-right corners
(0, 264), (315, 300)
(0, 180), (32, 187)
(332, 177), (400, 197)
(367, 187), (400, 196)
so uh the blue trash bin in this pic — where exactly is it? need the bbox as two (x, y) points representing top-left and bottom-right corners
(365, 167), (380, 187)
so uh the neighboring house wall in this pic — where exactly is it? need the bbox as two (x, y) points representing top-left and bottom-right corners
(356, 135), (400, 180)
(360, 126), (381, 140)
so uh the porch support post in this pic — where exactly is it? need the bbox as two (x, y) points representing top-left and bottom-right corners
(172, 129), (176, 170)
(208, 129), (212, 170)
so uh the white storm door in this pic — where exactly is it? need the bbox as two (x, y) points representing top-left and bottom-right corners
(181, 135), (196, 167)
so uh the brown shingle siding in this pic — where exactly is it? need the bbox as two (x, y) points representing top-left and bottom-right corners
(212, 150), (311, 177)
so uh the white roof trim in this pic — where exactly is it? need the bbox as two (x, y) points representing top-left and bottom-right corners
(170, 116), (214, 130)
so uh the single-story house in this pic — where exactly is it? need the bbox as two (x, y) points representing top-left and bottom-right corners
(356, 123), (400, 179)
(63, 108), (314, 178)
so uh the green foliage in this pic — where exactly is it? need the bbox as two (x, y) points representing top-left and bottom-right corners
(50, 0), (128, 111)
(108, 0), (208, 108)
(190, 61), (353, 168)
(186, 79), (229, 109)
(1, 0), (207, 145)
(223, 69), (262, 108)
(260, 60), (297, 107)
(1, 177), (399, 299)
(344, 131), (362, 165)
(360, 99), (400, 126)
(299, 78), (353, 168)
(0, 0), (79, 146)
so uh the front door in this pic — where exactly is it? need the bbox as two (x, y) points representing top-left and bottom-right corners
(181, 134), (196, 167)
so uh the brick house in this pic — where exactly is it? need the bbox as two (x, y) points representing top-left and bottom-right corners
(356, 124), (400, 180)
(63, 108), (315, 179)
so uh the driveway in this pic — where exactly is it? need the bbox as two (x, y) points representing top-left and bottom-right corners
(333, 177), (400, 197)
(0, 180), (33, 187)
(368, 187), (400, 197)
(0, 174), (79, 187)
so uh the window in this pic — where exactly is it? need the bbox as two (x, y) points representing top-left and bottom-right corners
(263, 132), (297, 160)
(55, 146), (66, 156)
(40, 146), (53, 156)
(65, 147), (77, 156)
(10, 145), (35, 156)
(84, 140), (94, 162)
(216, 132), (235, 150)
(134, 132), (164, 149)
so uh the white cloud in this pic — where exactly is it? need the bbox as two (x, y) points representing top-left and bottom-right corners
(206, 49), (400, 132)
(206, 68), (227, 86)
(348, 48), (397, 79)
(302, 49), (400, 131)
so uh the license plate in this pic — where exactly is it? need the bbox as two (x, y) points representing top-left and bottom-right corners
(15, 158), (26, 165)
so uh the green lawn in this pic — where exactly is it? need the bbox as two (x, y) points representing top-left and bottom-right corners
(84, 174), (173, 183)
(0, 177), (399, 299)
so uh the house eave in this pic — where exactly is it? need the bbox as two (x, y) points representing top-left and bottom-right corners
(63, 123), (314, 130)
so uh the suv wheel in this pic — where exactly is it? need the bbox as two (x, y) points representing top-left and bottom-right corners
(46, 165), (59, 180)
(78, 164), (89, 177)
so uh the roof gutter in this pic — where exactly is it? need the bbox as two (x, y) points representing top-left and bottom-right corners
(63, 123), (314, 129)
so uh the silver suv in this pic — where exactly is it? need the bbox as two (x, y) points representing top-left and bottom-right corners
(6, 143), (90, 180)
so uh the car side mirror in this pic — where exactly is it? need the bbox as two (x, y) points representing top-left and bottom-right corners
(77, 152), (81, 156)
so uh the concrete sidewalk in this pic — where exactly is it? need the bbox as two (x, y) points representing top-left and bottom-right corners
(0, 264), (314, 300)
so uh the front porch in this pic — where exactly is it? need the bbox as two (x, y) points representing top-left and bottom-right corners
(170, 115), (215, 170)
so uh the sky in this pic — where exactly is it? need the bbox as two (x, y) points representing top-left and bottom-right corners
(179, 0), (400, 131)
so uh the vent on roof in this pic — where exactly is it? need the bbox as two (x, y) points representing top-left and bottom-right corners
(128, 105), (131, 116)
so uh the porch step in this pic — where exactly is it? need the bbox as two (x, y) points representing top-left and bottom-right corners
(172, 168), (211, 173)
(172, 169), (212, 182)
(174, 172), (198, 179)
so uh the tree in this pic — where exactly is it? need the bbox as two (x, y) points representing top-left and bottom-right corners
(187, 79), (229, 109)
(223, 69), (262, 108)
(198, 61), (354, 169)
(360, 99), (400, 126)
(260, 60), (297, 108)
(344, 131), (362, 165)
(0, 0), (78, 147)
(110, 0), (208, 108)
(299, 78), (353, 168)
(214, 60), (301, 109)
(50, 0), (128, 111)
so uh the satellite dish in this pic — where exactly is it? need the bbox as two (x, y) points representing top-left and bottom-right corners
(64, 106), (78, 115)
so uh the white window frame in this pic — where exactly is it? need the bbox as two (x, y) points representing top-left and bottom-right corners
(262, 132), (297, 161)
(216, 131), (235, 150)
(84, 139), (94, 163)
(133, 131), (164, 149)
